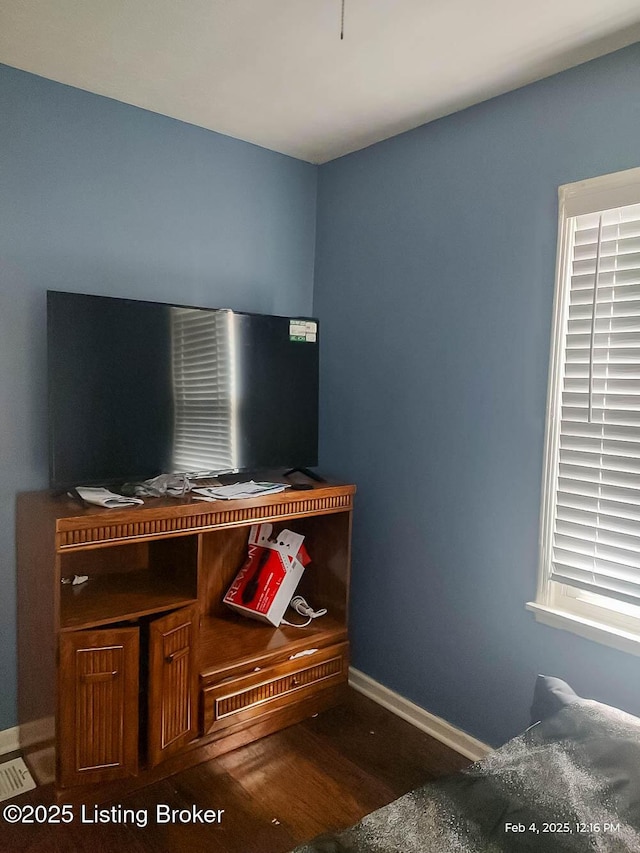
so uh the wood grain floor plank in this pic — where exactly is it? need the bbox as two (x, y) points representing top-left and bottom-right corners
(300, 690), (471, 793)
(216, 726), (396, 838)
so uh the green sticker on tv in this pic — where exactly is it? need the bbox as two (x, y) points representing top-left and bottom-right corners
(289, 319), (317, 343)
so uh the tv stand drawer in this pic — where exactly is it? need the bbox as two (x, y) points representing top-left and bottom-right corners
(201, 642), (348, 735)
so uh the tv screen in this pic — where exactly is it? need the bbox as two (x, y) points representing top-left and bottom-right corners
(47, 291), (319, 489)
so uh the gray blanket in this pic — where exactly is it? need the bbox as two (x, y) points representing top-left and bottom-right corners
(292, 701), (640, 852)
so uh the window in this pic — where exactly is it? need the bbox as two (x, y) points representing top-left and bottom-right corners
(528, 167), (640, 655)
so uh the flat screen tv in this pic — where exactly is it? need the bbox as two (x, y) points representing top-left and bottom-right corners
(47, 291), (319, 490)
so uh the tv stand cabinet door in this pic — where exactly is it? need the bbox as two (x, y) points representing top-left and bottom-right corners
(58, 627), (139, 788)
(147, 605), (198, 768)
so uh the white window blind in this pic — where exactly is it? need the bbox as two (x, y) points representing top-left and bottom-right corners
(551, 200), (640, 606)
(170, 307), (236, 474)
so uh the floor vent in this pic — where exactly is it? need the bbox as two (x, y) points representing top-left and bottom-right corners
(0, 757), (36, 803)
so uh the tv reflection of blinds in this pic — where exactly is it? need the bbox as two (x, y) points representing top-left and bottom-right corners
(171, 307), (236, 473)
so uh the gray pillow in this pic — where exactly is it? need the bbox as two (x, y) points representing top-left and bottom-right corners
(529, 674), (588, 725)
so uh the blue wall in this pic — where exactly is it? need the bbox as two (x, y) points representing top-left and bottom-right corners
(314, 43), (640, 746)
(0, 64), (317, 731)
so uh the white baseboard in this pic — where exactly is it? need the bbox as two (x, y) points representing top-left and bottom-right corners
(0, 717), (55, 757)
(348, 667), (491, 762)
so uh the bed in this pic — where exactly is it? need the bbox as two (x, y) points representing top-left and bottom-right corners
(292, 677), (640, 852)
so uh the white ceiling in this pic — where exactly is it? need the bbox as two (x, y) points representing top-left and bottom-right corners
(1, 1), (640, 164)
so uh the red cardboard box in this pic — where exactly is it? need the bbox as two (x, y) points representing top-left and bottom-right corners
(223, 523), (310, 626)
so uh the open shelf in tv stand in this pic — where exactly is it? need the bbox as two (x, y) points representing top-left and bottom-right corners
(16, 479), (355, 796)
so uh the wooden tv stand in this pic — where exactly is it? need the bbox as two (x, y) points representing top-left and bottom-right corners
(16, 480), (354, 795)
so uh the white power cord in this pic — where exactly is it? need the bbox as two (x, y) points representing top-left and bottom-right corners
(280, 595), (327, 628)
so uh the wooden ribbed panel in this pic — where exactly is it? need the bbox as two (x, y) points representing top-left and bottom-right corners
(57, 493), (352, 549)
(216, 656), (343, 719)
(161, 623), (192, 748)
(75, 646), (124, 770)
(201, 642), (349, 736)
(58, 627), (139, 787)
(148, 606), (198, 768)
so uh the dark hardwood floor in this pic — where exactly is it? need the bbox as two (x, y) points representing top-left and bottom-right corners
(3, 689), (470, 853)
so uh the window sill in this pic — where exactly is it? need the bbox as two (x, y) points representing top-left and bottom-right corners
(526, 602), (640, 658)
